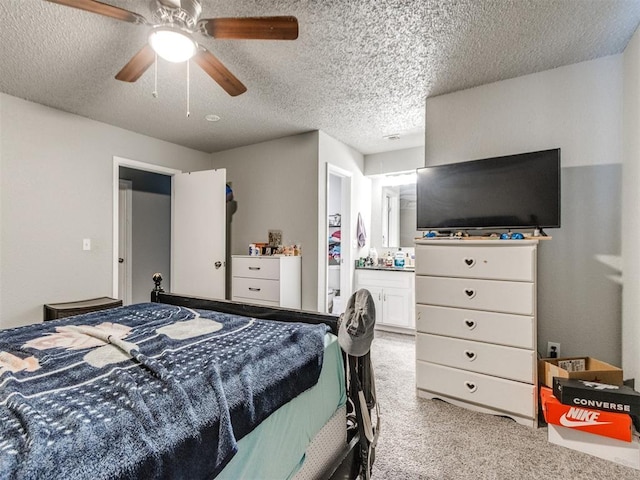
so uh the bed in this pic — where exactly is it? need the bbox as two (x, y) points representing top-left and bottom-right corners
(0, 284), (374, 479)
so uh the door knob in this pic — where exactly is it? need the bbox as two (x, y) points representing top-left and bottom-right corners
(118, 258), (124, 264)
(215, 261), (222, 269)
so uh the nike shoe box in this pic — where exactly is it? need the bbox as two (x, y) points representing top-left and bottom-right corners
(539, 357), (623, 389)
(553, 377), (640, 416)
(540, 386), (632, 442)
(548, 424), (640, 470)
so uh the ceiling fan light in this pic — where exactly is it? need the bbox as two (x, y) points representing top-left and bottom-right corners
(149, 28), (196, 63)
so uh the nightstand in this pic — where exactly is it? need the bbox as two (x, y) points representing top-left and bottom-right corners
(43, 297), (123, 321)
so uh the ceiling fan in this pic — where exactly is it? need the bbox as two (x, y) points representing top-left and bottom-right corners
(45, 0), (299, 96)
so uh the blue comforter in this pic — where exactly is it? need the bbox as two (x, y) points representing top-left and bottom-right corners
(0, 303), (328, 479)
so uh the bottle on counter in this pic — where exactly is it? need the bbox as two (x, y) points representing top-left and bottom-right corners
(369, 247), (378, 266)
(385, 251), (394, 267)
(394, 250), (405, 268)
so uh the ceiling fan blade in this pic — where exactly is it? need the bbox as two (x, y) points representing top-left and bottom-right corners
(115, 45), (155, 82)
(45, 0), (147, 24)
(193, 49), (247, 96)
(198, 16), (299, 40)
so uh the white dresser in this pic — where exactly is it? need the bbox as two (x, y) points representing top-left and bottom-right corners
(355, 268), (415, 333)
(414, 239), (538, 427)
(231, 255), (301, 308)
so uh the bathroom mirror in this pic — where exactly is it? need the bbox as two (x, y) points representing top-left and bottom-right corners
(370, 173), (420, 249)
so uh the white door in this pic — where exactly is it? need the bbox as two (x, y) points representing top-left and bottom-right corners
(172, 169), (226, 299)
(118, 180), (132, 305)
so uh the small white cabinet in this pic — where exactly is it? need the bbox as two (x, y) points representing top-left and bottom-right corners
(232, 255), (301, 308)
(355, 269), (415, 332)
(414, 239), (538, 427)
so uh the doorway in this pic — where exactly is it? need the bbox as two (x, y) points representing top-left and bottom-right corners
(113, 158), (179, 303)
(112, 157), (227, 303)
(326, 165), (352, 315)
(118, 167), (172, 304)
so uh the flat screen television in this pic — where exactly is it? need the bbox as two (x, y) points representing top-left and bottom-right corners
(416, 148), (561, 231)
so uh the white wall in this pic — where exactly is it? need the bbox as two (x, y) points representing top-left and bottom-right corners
(426, 55), (622, 168)
(210, 132), (320, 310)
(622, 26), (640, 382)
(364, 146), (425, 176)
(0, 94), (212, 328)
(425, 55), (624, 366)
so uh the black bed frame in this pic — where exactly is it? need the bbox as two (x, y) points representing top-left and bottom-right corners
(151, 284), (365, 480)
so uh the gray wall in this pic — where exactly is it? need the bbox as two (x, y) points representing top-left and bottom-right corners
(537, 165), (621, 364)
(622, 22), (640, 381)
(425, 55), (623, 366)
(211, 130), (370, 313)
(0, 93), (212, 328)
(210, 132), (320, 311)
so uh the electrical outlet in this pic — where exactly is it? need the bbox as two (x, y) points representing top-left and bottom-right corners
(547, 341), (561, 358)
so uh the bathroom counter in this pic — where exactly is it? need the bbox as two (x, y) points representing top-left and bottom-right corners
(355, 265), (415, 273)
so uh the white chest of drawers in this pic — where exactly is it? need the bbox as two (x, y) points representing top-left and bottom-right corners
(414, 239), (538, 427)
(231, 255), (301, 309)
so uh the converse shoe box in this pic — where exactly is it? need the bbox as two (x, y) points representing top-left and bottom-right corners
(553, 377), (640, 416)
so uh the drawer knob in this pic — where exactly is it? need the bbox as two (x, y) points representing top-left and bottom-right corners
(464, 381), (477, 393)
(464, 319), (476, 330)
(248, 287), (261, 292)
(249, 267), (261, 270)
(464, 350), (476, 361)
(463, 257), (476, 267)
(464, 289), (476, 299)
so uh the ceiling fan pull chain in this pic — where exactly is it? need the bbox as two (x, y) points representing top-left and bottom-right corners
(152, 52), (158, 98)
(186, 60), (191, 118)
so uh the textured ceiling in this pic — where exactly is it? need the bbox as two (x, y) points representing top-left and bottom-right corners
(1, 0), (639, 155)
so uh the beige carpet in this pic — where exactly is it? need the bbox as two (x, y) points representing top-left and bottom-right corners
(368, 331), (640, 479)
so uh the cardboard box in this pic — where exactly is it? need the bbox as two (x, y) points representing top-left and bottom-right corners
(540, 386), (632, 442)
(548, 424), (640, 470)
(553, 377), (640, 416)
(539, 356), (623, 388)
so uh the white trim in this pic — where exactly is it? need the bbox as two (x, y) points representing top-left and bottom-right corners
(118, 180), (133, 304)
(112, 157), (181, 298)
(324, 163), (353, 313)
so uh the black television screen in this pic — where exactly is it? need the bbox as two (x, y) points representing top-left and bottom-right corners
(416, 148), (561, 231)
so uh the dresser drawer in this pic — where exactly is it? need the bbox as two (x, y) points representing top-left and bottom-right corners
(415, 305), (534, 349)
(415, 276), (534, 315)
(232, 277), (280, 302)
(232, 256), (281, 280)
(416, 333), (534, 383)
(415, 244), (535, 281)
(416, 361), (536, 419)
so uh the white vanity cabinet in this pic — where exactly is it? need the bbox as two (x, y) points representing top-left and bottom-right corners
(414, 239), (538, 427)
(231, 255), (301, 308)
(355, 268), (415, 332)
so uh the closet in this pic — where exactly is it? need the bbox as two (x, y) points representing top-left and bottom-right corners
(327, 173), (342, 313)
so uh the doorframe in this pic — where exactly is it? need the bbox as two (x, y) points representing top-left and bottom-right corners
(112, 156), (181, 299)
(118, 179), (133, 305)
(324, 163), (352, 313)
